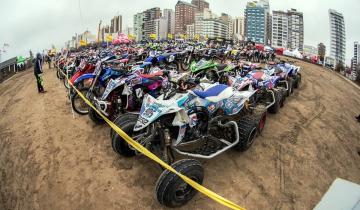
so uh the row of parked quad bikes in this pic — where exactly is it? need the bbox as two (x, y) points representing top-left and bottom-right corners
(55, 42), (302, 208)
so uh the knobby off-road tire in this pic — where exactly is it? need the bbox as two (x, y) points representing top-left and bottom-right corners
(110, 113), (139, 140)
(111, 113), (140, 157)
(155, 159), (204, 208)
(88, 108), (105, 124)
(293, 73), (302, 89)
(71, 87), (90, 115)
(63, 76), (70, 89)
(268, 90), (282, 114)
(280, 88), (287, 108)
(56, 69), (64, 80)
(234, 115), (258, 151)
(180, 56), (191, 71)
(253, 107), (267, 134)
(287, 78), (294, 96)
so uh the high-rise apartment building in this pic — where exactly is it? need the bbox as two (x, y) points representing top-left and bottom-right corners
(163, 9), (175, 35)
(175, 1), (197, 34)
(144, 7), (161, 38)
(233, 17), (245, 41)
(351, 42), (360, 78)
(186, 24), (195, 39)
(155, 17), (168, 40)
(220, 13), (233, 39)
(191, 0), (209, 12)
(329, 9), (346, 65)
(101, 25), (110, 42)
(194, 8), (216, 37)
(288, 9), (304, 51)
(134, 13), (145, 41)
(272, 11), (288, 49)
(353, 42), (360, 67)
(202, 19), (229, 39)
(110, 15), (122, 33)
(244, 0), (270, 44)
(272, 9), (304, 51)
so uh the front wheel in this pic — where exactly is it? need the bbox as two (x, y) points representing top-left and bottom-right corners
(71, 87), (90, 115)
(155, 159), (204, 208)
(180, 56), (191, 71)
(111, 113), (141, 157)
(63, 76), (70, 89)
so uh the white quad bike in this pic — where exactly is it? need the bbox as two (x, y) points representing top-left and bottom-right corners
(111, 82), (267, 208)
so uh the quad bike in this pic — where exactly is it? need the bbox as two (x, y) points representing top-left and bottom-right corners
(248, 69), (288, 114)
(269, 61), (302, 95)
(111, 83), (267, 207)
(88, 69), (170, 124)
(189, 58), (241, 83)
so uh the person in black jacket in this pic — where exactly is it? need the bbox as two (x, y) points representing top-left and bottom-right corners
(34, 53), (45, 93)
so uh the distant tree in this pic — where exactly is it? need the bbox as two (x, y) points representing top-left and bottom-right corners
(356, 65), (360, 82)
(335, 61), (345, 72)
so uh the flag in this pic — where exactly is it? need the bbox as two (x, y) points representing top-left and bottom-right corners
(128, 34), (135, 40)
(79, 39), (87, 46)
(149, 34), (156, 40)
(106, 35), (113, 42)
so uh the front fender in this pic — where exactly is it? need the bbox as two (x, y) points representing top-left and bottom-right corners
(74, 73), (96, 85)
(133, 95), (185, 131)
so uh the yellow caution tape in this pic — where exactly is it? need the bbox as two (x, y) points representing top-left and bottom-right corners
(61, 69), (246, 210)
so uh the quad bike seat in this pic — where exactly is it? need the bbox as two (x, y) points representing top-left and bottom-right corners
(274, 67), (284, 75)
(252, 71), (266, 82)
(110, 68), (128, 75)
(192, 84), (233, 103)
(216, 64), (228, 71)
(268, 61), (276, 65)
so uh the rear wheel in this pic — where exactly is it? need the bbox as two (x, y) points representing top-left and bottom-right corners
(234, 115), (258, 151)
(254, 108), (267, 134)
(155, 159), (204, 208)
(287, 78), (294, 96)
(293, 73), (302, 89)
(280, 88), (287, 108)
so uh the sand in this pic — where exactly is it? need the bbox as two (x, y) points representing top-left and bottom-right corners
(0, 59), (359, 210)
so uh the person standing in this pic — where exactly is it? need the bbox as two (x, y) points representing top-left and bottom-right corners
(34, 53), (45, 93)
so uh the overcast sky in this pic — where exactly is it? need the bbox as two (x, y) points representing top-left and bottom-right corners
(0, 0), (359, 65)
